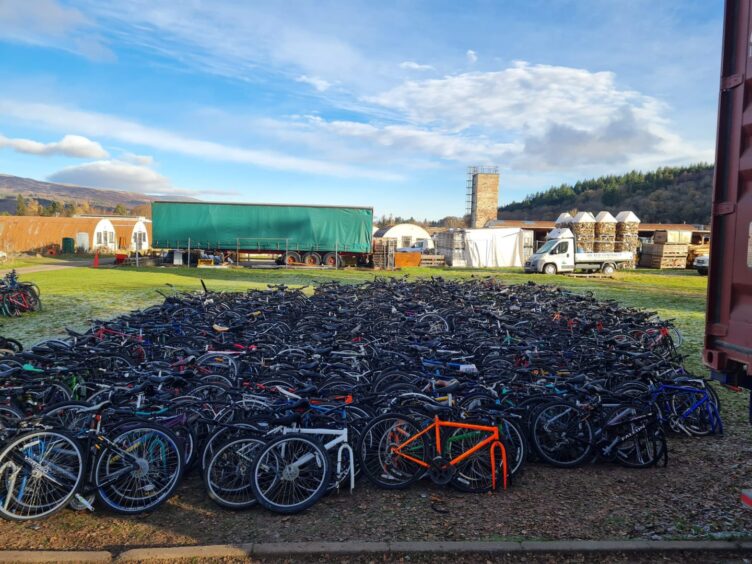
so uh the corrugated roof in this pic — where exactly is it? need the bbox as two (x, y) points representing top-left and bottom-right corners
(640, 223), (705, 232)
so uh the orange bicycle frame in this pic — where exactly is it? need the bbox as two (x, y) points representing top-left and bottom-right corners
(390, 416), (508, 490)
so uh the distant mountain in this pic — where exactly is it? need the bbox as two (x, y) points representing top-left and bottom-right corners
(498, 164), (713, 226)
(0, 173), (198, 215)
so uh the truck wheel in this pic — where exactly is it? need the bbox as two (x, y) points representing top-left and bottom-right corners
(322, 252), (342, 267)
(543, 263), (557, 275)
(282, 251), (301, 265)
(602, 263), (615, 275)
(302, 252), (321, 266)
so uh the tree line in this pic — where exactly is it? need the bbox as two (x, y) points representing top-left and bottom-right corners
(11, 195), (151, 218)
(498, 163), (713, 225)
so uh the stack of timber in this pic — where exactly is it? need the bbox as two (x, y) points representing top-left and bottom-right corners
(420, 254), (446, 267)
(571, 211), (596, 252)
(594, 211), (617, 252)
(373, 237), (396, 269)
(639, 240), (689, 269)
(615, 211), (640, 269)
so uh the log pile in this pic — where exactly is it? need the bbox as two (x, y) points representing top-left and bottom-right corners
(571, 212), (596, 252)
(594, 211), (616, 252)
(615, 211), (640, 269)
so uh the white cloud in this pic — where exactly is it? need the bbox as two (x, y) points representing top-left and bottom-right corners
(0, 0), (114, 61)
(365, 61), (711, 170)
(48, 160), (174, 193)
(305, 116), (520, 163)
(295, 75), (331, 92)
(0, 99), (401, 180)
(399, 61), (434, 71)
(466, 50), (477, 64)
(0, 133), (108, 158)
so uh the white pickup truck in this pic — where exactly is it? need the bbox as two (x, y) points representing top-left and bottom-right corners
(524, 228), (633, 275)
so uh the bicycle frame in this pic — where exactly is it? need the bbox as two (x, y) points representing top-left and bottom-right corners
(650, 384), (723, 434)
(390, 416), (508, 490)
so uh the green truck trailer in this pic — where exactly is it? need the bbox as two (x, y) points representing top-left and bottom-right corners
(151, 201), (374, 266)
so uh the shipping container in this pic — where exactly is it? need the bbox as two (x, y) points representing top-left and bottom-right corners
(703, 0), (752, 389)
(151, 201), (373, 266)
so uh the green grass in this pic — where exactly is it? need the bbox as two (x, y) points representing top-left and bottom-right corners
(1, 264), (709, 374)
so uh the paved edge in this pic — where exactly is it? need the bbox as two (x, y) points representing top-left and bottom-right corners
(3, 540), (752, 563)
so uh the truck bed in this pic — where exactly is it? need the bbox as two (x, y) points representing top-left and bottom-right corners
(574, 251), (633, 262)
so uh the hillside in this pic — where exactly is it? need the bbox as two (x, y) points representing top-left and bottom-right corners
(0, 173), (197, 215)
(498, 164), (713, 225)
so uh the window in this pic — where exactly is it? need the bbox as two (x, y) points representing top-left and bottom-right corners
(557, 241), (569, 254)
(748, 222), (752, 268)
(109, 231), (115, 244)
(401, 236), (412, 247)
(96, 232), (102, 245)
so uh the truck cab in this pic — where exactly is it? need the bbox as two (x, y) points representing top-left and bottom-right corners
(397, 238), (434, 253)
(525, 231), (575, 274)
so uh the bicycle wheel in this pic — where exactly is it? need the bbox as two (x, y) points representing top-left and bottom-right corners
(0, 430), (83, 520)
(445, 425), (503, 493)
(94, 422), (183, 514)
(357, 413), (427, 489)
(204, 436), (264, 509)
(670, 391), (716, 436)
(531, 402), (593, 468)
(251, 434), (331, 514)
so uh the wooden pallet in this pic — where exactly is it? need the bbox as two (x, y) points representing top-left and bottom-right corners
(639, 255), (687, 269)
(420, 254), (446, 267)
(642, 243), (689, 257)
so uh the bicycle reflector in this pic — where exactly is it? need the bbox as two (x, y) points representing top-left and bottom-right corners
(742, 489), (752, 508)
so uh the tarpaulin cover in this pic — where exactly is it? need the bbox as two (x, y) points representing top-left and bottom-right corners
(152, 202), (373, 253)
(463, 228), (524, 267)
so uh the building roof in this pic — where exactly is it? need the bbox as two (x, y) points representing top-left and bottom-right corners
(640, 223), (708, 232)
(595, 211), (617, 223)
(487, 219), (555, 230)
(373, 223), (431, 238)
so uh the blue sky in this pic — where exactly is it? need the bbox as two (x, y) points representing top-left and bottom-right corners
(0, 0), (722, 219)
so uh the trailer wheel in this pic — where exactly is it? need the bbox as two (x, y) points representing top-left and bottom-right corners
(602, 263), (615, 275)
(543, 263), (557, 275)
(282, 251), (301, 265)
(322, 252), (342, 268)
(303, 252), (321, 266)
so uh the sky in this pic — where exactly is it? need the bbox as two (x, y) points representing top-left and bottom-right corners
(0, 0), (723, 220)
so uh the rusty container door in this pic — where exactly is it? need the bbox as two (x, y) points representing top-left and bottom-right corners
(704, 0), (752, 387)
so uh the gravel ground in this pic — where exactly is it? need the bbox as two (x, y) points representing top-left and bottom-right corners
(1, 387), (750, 552)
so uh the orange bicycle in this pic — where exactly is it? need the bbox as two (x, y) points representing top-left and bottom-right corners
(357, 412), (508, 492)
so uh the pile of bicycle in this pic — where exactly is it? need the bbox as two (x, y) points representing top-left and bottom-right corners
(0, 278), (722, 520)
(0, 270), (41, 317)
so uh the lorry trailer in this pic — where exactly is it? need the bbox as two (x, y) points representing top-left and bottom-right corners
(151, 201), (373, 266)
(524, 228), (633, 275)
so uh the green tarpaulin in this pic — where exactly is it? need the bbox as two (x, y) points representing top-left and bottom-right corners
(152, 202), (373, 253)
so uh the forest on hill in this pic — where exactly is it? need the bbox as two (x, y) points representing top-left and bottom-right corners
(498, 164), (713, 225)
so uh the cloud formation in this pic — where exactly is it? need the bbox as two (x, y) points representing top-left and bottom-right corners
(399, 61), (434, 71)
(48, 160), (174, 193)
(0, 100), (400, 180)
(364, 61), (711, 169)
(466, 50), (477, 64)
(0, 0), (113, 60)
(0, 133), (108, 158)
(295, 75), (331, 92)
